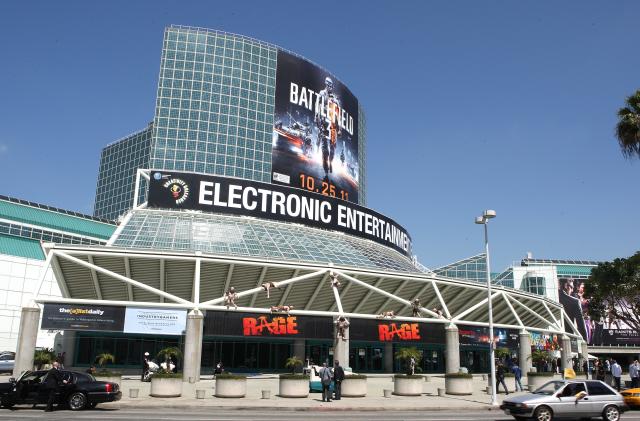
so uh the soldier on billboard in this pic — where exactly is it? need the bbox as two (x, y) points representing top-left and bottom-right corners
(315, 77), (341, 180)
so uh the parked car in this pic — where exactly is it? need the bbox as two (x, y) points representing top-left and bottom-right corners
(0, 369), (121, 410)
(621, 388), (640, 408)
(0, 353), (14, 373)
(500, 379), (627, 421)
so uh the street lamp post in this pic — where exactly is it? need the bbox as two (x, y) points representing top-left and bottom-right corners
(475, 210), (498, 407)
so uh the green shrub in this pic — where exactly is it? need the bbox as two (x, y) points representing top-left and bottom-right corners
(152, 371), (182, 379)
(394, 374), (423, 379)
(527, 371), (554, 377)
(215, 373), (247, 380)
(278, 373), (310, 380)
(344, 374), (368, 380)
(94, 370), (122, 377)
(445, 373), (473, 379)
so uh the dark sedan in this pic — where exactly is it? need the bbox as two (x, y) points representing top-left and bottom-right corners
(0, 369), (121, 410)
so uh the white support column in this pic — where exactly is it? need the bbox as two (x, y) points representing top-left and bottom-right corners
(13, 307), (41, 377)
(431, 280), (451, 318)
(560, 335), (572, 377)
(519, 330), (532, 373)
(87, 256), (103, 300)
(182, 309), (204, 383)
(452, 291), (500, 321)
(502, 292), (524, 328)
(333, 316), (349, 370)
(30, 248), (55, 305)
(332, 283), (344, 314)
(445, 323), (460, 374)
(193, 256), (201, 307)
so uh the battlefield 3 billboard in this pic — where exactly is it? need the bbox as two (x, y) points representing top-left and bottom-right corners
(271, 50), (359, 204)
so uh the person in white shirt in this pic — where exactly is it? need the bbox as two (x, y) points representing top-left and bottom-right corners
(611, 360), (622, 391)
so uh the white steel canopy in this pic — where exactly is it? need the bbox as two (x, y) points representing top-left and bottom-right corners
(33, 242), (583, 339)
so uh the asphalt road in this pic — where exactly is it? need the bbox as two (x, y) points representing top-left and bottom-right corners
(1, 408), (640, 421)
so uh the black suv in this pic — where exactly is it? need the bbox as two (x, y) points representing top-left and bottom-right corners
(0, 370), (121, 410)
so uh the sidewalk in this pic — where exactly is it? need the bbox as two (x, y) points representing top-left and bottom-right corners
(100, 375), (521, 411)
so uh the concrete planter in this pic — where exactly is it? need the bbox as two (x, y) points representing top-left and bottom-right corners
(94, 375), (122, 388)
(278, 377), (309, 398)
(341, 377), (367, 397)
(215, 377), (247, 398)
(150, 377), (182, 398)
(393, 376), (423, 396)
(445, 376), (473, 395)
(527, 374), (554, 392)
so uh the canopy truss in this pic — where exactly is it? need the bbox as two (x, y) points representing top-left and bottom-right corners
(32, 243), (583, 339)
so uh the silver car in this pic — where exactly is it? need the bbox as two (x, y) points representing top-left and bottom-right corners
(500, 379), (627, 421)
(0, 353), (14, 373)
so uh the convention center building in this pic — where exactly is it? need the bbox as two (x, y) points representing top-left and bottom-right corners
(6, 26), (588, 380)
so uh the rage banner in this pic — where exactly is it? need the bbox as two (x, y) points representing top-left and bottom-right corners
(147, 170), (412, 257)
(204, 311), (333, 339)
(349, 318), (446, 344)
(271, 50), (359, 204)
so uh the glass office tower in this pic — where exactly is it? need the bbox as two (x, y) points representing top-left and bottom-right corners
(94, 26), (367, 220)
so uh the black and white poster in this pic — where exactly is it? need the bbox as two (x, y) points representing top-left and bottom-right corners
(41, 303), (125, 332)
(272, 50), (359, 203)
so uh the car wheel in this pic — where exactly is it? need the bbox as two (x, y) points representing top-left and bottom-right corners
(0, 397), (13, 409)
(603, 405), (620, 421)
(533, 405), (553, 421)
(67, 392), (87, 411)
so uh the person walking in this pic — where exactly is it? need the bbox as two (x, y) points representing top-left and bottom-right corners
(318, 362), (333, 402)
(512, 362), (524, 392)
(583, 359), (589, 379)
(44, 362), (67, 412)
(611, 360), (622, 391)
(551, 358), (557, 374)
(496, 362), (509, 395)
(630, 360), (640, 388)
(333, 360), (345, 400)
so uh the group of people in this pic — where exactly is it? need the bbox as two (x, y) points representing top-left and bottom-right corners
(316, 360), (345, 402)
(494, 360), (524, 395)
(588, 358), (640, 391)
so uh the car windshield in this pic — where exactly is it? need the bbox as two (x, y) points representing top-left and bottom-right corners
(533, 381), (566, 395)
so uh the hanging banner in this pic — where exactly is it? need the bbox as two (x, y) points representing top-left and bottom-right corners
(459, 325), (519, 348)
(147, 170), (412, 257)
(41, 303), (125, 332)
(204, 311), (333, 339)
(345, 318), (446, 344)
(123, 307), (187, 335)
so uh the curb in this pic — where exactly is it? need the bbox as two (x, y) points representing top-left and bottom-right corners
(104, 402), (495, 412)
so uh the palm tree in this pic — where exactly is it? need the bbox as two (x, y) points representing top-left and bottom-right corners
(157, 347), (182, 373)
(284, 356), (303, 374)
(615, 89), (640, 159)
(95, 353), (115, 369)
(394, 347), (422, 374)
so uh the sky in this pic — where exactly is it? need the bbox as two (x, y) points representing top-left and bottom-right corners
(0, 0), (638, 272)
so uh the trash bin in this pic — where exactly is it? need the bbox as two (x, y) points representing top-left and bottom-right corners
(383, 389), (392, 398)
(437, 388), (445, 397)
(262, 389), (270, 399)
(129, 388), (139, 398)
(196, 389), (205, 399)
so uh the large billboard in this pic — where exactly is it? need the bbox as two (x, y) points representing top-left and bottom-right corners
(147, 170), (412, 257)
(42, 303), (126, 332)
(271, 50), (359, 204)
(558, 277), (640, 346)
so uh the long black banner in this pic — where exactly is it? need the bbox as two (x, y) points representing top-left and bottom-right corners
(42, 303), (126, 332)
(147, 170), (412, 257)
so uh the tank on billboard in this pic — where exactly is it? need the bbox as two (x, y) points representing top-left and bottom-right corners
(271, 50), (360, 204)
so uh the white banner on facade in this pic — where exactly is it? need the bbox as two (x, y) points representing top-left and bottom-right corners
(123, 307), (187, 335)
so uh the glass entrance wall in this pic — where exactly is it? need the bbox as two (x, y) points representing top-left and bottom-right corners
(305, 340), (333, 367)
(460, 346), (489, 373)
(74, 332), (180, 368)
(393, 344), (445, 373)
(202, 336), (292, 372)
(349, 342), (384, 372)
